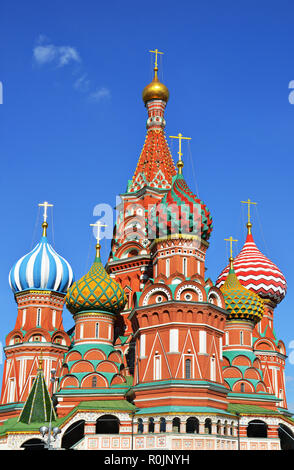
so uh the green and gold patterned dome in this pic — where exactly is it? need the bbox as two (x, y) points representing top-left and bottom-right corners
(65, 244), (127, 316)
(220, 258), (264, 324)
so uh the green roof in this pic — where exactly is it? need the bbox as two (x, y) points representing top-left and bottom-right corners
(18, 366), (56, 424)
(227, 403), (282, 415)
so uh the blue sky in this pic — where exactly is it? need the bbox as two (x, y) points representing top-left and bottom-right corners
(1, 0), (294, 409)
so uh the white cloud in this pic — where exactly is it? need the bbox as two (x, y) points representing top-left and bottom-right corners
(89, 87), (111, 102)
(74, 74), (90, 92)
(33, 39), (80, 67)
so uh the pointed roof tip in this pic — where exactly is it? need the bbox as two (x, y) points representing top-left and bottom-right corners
(18, 366), (56, 425)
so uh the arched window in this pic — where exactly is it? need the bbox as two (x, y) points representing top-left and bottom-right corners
(247, 420), (267, 438)
(185, 358), (192, 379)
(95, 323), (99, 339)
(186, 417), (199, 434)
(205, 418), (212, 434)
(160, 417), (166, 433)
(172, 417), (180, 433)
(217, 420), (221, 435)
(92, 376), (97, 387)
(61, 420), (85, 449)
(240, 331), (244, 345)
(138, 418), (143, 433)
(148, 417), (155, 433)
(241, 382), (245, 393)
(96, 415), (120, 434)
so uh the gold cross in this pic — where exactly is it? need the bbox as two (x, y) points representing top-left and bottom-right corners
(241, 198), (257, 224)
(38, 201), (53, 222)
(224, 236), (238, 259)
(169, 133), (191, 174)
(149, 49), (164, 69)
(90, 221), (108, 245)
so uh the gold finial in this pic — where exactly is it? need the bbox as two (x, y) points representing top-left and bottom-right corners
(90, 221), (108, 258)
(149, 48), (164, 74)
(224, 236), (238, 269)
(38, 350), (43, 370)
(241, 199), (257, 234)
(38, 201), (53, 237)
(169, 133), (191, 174)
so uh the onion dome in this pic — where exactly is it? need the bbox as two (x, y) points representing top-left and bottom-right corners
(149, 169), (213, 241)
(9, 221), (73, 294)
(216, 224), (287, 305)
(142, 66), (169, 104)
(65, 243), (127, 315)
(220, 258), (264, 324)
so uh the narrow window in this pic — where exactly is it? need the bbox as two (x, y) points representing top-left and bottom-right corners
(154, 355), (161, 380)
(225, 331), (229, 345)
(95, 323), (99, 338)
(92, 376), (97, 387)
(52, 310), (56, 328)
(140, 334), (146, 358)
(210, 356), (216, 381)
(22, 309), (26, 328)
(199, 331), (207, 353)
(36, 308), (41, 327)
(219, 337), (223, 360)
(241, 383), (245, 393)
(169, 329), (179, 353)
(80, 323), (84, 339)
(183, 257), (187, 277)
(166, 259), (170, 278)
(240, 331), (244, 345)
(185, 358), (191, 379)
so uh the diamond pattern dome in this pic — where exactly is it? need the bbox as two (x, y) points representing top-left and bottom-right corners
(65, 254), (127, 315)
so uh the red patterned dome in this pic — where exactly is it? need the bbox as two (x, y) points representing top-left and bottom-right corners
(216, 228), (287, 305)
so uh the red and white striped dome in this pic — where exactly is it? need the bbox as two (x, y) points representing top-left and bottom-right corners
(216, 229), (287, 305)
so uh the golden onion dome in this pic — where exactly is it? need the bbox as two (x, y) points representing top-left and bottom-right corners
(220, 258), (264, 324)
(65, 244), (127, 316)
(142, 67), (169, 104)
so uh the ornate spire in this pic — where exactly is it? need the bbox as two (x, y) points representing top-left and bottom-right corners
(129, 51), (176, 193)
(18, 363), (57, 424)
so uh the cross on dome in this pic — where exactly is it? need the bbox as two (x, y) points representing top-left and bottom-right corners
(90, 221), (107, 257)
(224, 236), (238, 269)
(241, 198), (257, 234)
(149, 49), (164, 69)
(169, 133), (191, 174)
(38, 201), (53, 237)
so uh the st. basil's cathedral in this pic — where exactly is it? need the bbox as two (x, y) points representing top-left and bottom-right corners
(0, 52), (293, 451)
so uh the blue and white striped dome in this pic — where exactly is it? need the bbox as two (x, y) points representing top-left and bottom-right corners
(9, 235), (74, 294)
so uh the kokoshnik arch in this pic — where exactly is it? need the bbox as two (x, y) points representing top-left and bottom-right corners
(0, 51), (292, 451)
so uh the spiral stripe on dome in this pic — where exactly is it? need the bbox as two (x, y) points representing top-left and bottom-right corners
(216, 233), (286, 304)
(9, 236), (74, 294)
